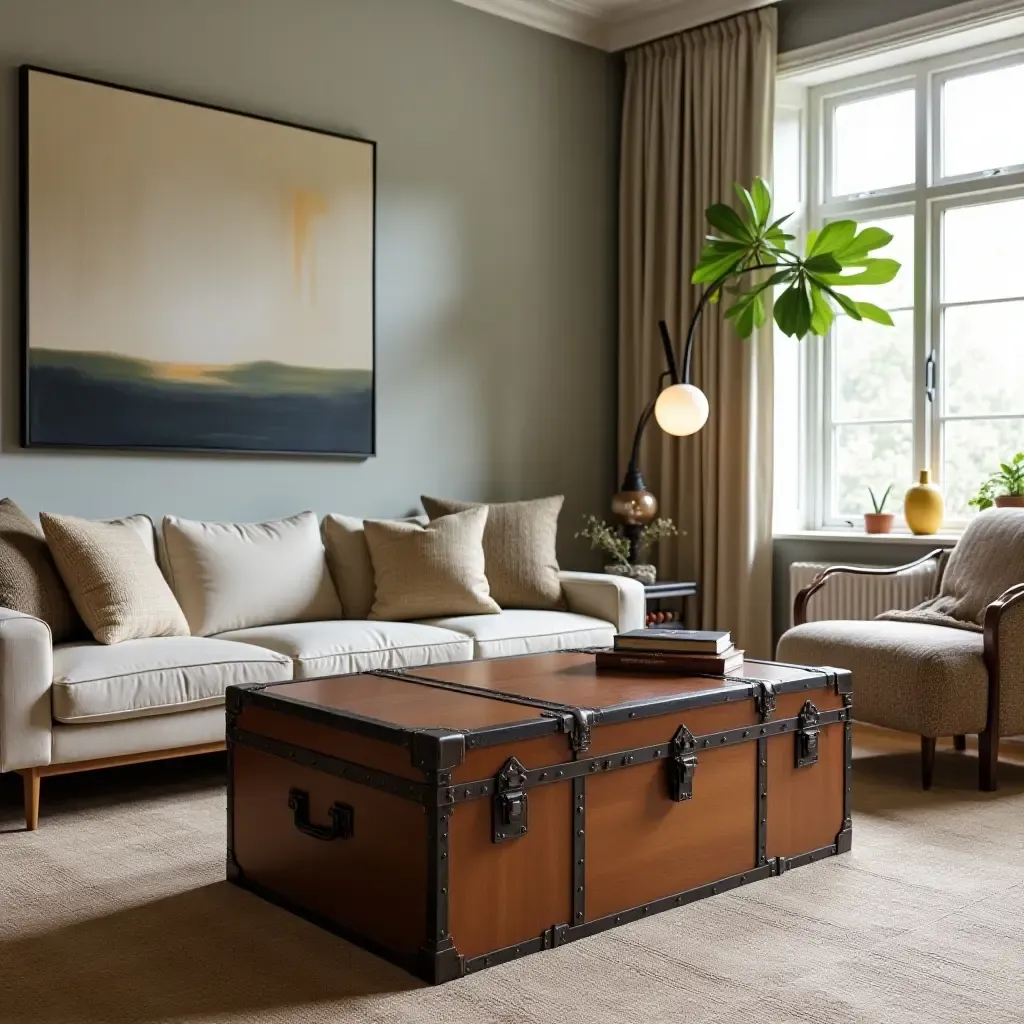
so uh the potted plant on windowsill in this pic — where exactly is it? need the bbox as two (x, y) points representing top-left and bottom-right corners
(968, 453), (1024, 510)
(864, 485), (894, 534)
(576, 515), (677, 586)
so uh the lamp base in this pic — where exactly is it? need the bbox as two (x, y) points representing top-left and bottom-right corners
(611, 488), (658, 565)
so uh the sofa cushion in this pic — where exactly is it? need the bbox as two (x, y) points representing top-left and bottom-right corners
(777, 619), (988, 737)
(51, 636), (292, 724)
(0, 498), (83, 643)
(41, 512), (189, 644)
(421, 495), (564, 609)
(422, 609), (614, 659)
(162, 512), (341, 636)
(216, 620), (473, 679)
(321, 513), (428, 620)
(364, 508), (501, 621)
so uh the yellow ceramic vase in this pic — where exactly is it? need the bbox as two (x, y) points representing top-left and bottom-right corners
(904, 469), (944, 535)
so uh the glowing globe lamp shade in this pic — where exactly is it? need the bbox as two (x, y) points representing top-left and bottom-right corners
(654, 383), (709, 437)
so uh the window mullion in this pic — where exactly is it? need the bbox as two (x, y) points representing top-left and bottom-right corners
(914, 65), (931, 487)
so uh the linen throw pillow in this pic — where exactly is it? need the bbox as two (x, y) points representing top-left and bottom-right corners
(363, 507), (500, 621)
(40, 513), (189, 644)
(162, 511), (342, 636)
(421, 495), (564, 609)
(0, 499), (84, 642)
(321, 513), (428, 620)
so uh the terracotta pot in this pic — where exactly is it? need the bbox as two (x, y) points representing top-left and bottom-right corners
(864, 512), (895, 534)
(994, 495), (1024, 508)
(904, 469), (944, 535)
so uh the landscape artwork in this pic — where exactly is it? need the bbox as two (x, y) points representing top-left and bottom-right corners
(21, 67), (375, 455)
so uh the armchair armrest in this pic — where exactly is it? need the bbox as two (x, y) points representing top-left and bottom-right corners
(0, 608), (54, 773)
(558, 571), (646, 634)
(793, 549), (944, 626)
(983, 583), (1024, 741)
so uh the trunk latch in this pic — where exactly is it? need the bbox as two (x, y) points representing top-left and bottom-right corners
(754, 680), (777, 722)
(796, 701), (820, 768)
(493, 757), (529, 843)
(669, 725), (698, 802)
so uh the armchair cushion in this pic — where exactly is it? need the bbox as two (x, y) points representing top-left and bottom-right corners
(879, 508), (1024, 631)
(778, 619), (988, 737)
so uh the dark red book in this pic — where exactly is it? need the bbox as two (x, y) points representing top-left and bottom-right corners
(596, 647), (745, 676)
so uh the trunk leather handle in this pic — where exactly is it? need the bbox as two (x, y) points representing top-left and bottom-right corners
(288, 788), (355, 842)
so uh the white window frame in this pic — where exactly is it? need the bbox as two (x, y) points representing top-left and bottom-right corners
(799, 33), (1024, 530)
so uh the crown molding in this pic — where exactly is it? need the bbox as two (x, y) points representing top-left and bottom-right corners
(778, 0), (1024, 83)
(453, 0), (772, 52)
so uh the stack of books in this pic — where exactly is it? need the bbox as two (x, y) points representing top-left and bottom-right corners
(596, 628), (744, 675)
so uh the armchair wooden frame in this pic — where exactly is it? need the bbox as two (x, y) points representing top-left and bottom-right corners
(793, 549), (1023, 791)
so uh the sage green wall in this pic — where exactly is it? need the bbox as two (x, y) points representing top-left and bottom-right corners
(778, 0), (971, 51)
(0, 0), (620, 558)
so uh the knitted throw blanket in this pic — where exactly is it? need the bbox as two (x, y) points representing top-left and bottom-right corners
(877, 509), (1024, 633)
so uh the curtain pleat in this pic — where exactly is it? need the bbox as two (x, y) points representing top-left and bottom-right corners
(619, 9), (777, 657)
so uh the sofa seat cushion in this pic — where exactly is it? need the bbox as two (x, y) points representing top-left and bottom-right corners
(422, 610), (614, 659)
(52, 637), (292, 724)
(777, 619), (988, 737)
(215, 621), (474, 679)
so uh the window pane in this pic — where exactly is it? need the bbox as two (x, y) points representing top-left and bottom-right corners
(832, 90), (915, 197)
(774, 107), (803, 220)
(833, 423), (913, 519)
(942, 418), (1024, 518)
(855, 214), (914, 310)
(834, 310), (913, 421)
(943, 199), (1024, 303)
(943, 63), (1024, 178)
(944, 302), (1024, 416)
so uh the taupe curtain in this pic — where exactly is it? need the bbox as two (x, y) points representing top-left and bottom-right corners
(619, 9), (777, 657)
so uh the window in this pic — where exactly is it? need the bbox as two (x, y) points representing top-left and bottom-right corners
(782, 36), (1024, 529)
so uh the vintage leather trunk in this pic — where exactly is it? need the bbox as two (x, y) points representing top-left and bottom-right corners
(226, 652), (852, 984)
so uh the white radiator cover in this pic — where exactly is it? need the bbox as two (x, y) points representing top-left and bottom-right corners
(789, 561), (940, 626)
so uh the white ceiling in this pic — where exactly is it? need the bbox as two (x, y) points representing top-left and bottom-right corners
(453, 0), (773, 51)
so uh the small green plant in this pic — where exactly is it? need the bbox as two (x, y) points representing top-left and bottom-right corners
(868, 485), (893, 514)
(968, 453), (1024, 510)
(576, 515), (678, 566)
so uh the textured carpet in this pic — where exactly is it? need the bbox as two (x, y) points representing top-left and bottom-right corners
(1, 748), (1024, 1024)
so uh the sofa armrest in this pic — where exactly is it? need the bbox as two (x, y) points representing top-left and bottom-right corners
(793, 549), (945, 626)
(559, 571), (645, 634)
(0, 608), (54, 773)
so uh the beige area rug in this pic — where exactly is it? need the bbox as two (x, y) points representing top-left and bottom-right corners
(2, 748), (1024, 1024)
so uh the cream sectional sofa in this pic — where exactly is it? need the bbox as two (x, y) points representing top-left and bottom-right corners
(0, 514), (644, 830)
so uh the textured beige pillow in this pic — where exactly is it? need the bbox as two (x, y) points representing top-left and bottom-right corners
(421, 495), (564, 609)
(0, 499), (84, 642)
(364, 507), (500, 621)
(162, 512), (342, 636)
(40, 513), (189, 645)
(322, 513), (428, 620)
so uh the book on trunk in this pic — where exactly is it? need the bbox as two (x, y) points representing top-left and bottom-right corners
(614, 629), (732, 655)
(596, 647), (745, 676)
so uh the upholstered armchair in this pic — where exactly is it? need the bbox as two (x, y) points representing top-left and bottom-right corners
(777, 538), (1024, 792)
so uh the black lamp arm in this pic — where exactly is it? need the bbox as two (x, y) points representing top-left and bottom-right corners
(624, 261), (784, 492)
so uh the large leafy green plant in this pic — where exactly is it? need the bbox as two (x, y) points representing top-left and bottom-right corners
(692, 177), (900, 339)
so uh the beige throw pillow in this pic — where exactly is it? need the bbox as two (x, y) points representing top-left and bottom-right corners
(364, 507), (500, 621)
(421, 495), (564, 609)
(322, 513), (428, 620)
(40, 513), (189, 644)
(162, 512), (342, 636)
(0, 499), (84, 642)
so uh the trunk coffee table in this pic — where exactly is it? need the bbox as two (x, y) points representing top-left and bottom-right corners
(226, 651), (852, 984)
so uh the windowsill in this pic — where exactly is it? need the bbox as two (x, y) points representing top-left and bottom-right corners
(774, 529), (960, 545)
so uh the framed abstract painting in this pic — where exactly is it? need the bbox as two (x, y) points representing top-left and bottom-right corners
(20, 65), (375, 456)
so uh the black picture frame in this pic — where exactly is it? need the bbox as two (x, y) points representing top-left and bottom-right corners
(19, 64), (377, 458)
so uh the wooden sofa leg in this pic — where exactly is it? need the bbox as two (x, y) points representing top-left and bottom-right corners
(953, 734), (967, 752)
(921, 737), (936, 790)
(979, 730), (999, 792)
(21, 768), (40, 831)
